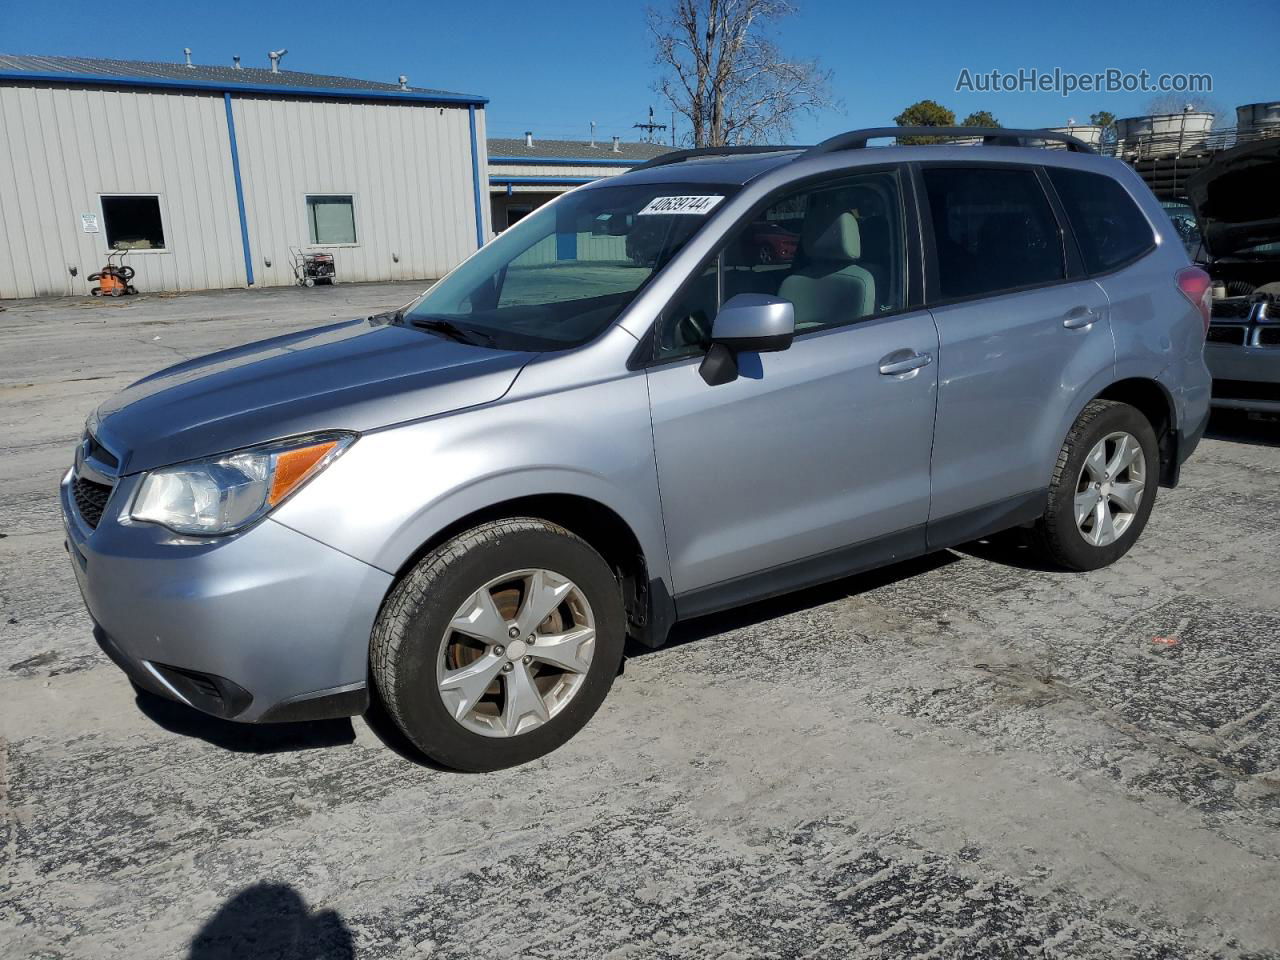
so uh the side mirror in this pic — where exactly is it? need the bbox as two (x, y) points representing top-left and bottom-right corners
(699, 293), (795, 386)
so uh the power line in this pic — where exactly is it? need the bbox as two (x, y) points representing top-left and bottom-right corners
(633, 105), (668, 144)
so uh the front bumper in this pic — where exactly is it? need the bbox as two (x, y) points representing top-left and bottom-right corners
(1205, 339), (1280, 413)
(61, 469), (392, 723)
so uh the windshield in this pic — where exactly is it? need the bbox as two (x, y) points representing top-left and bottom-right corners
(1161, 200), (1202, 257)
(403, 182), (737, 350)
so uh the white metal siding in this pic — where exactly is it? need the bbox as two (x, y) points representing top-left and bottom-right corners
(232, 96), (485, 286)
(0, 81), (486, 298)
(0, 83), (244, 298)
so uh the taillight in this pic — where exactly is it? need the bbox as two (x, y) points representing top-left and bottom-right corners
(1176, 266), (1212, 336)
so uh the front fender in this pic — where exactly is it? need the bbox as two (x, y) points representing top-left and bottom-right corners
(271, 365), (671, 601)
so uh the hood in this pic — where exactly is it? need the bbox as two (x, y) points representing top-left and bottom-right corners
(1186, 138), (1280, 259)
(93, 317), (533, 474)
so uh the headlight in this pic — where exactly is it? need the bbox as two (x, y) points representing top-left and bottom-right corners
(131, 432), (355, 535)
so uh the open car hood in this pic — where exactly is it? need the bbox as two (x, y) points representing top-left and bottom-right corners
(1186, 138), (1280, 259)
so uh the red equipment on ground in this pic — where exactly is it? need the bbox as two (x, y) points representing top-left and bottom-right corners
(88, 250), (138, 297)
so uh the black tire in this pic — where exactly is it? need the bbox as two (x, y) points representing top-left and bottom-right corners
(1031, 399), (1159, 571)
(370, 518), (625, 771)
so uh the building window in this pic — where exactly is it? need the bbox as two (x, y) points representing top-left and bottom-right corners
(101, 195), (165, 250)
(506, 205), (533, 229)
(307, 195), (357, 245)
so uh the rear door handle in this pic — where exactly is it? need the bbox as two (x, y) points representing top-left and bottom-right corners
(1063, 307), (1099, 330)
(878, 351), (933, 376)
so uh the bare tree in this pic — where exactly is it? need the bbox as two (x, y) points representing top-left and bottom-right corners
(647, 0), (837, 147)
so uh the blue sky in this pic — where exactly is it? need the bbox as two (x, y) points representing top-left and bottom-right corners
(7, 0), (1276, 144)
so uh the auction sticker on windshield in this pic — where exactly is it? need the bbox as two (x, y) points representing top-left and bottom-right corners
(637, 195), (726, 216)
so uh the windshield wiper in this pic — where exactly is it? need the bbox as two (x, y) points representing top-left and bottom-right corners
(407, 316), (495, 347)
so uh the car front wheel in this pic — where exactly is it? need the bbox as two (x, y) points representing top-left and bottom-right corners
(370, 518), (625, 771)
(1032, 399), (1159, 571)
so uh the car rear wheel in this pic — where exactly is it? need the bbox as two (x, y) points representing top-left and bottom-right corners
(1031, 399), (1159, 571)
(369, 518), (625, 771)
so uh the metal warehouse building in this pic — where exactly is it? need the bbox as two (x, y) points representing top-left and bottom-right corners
(0, 54), (490, 299)
(487, 135), (669, 230)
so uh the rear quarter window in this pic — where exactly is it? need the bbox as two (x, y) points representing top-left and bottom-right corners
(1047, 168), (1155, 274)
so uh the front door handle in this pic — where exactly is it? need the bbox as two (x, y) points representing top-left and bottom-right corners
(1063, 307), (1099, 330)
(878, 351), (933, 376)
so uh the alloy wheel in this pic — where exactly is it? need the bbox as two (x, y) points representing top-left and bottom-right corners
(436, 568), (596, 737)
(1074, 431), (1146, 547)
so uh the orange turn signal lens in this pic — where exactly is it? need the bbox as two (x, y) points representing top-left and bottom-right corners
(268, 441), (339, 506)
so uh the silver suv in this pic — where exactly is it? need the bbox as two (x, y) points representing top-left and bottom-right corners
(62, 127), (1211, 770)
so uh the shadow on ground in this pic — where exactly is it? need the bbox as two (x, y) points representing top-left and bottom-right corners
(949, 527), (1065, 572)
(134, 688), (356, 753)
(640, 550), (961, 655)
(188, 883), (354, 959)
(132, 540), (1042, 767)
(1206, 409), (1280, 447)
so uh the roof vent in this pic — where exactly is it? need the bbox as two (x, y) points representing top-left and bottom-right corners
(183, 48), (193, 68)
(525, 131), (534, 148)
(232, 56), (242, 70)
(268, 48), (288, 73)
(612, 136), (621, 153)
(398, 75), (409, 91)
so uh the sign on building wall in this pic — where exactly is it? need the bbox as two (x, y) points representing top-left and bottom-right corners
(81, 213), (99, 234)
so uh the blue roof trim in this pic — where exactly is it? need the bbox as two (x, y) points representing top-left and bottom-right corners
(0, 69), (488, 105)
(489, 176), (602, 186)
(489, 155), (646, 167)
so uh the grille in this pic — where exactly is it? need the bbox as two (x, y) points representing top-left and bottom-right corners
(1259, 327), (1280, 346)
(72, 475), (113, 528)
(1212, 298), (1253, 320)
(1206, 325), (1246, 345)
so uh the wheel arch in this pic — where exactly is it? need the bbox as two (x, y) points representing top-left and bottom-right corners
(1092, 377), (1179, 486)
(385, 492), (675, 649)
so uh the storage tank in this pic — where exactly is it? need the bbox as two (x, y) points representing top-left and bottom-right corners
(1048, 124), (1104, 149)
(1236, 102), (1280, 136)
(1115, 110), (1214, 157)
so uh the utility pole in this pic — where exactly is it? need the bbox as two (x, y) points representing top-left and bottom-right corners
(633, 105), (668, 144)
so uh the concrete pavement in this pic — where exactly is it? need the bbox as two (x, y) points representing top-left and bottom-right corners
(2, 283), (1278, 959)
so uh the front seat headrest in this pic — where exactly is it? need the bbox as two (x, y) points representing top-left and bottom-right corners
(802, 198), (862, 262)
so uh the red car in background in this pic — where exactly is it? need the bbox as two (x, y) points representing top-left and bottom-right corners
(748, 221), (799, 264)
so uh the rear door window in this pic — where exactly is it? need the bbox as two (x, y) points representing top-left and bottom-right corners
(921, 166), (1065, 300)
(1047, 167), (1156, 274)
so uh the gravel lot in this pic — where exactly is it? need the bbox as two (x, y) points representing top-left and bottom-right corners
(2, 283), (1279, 959)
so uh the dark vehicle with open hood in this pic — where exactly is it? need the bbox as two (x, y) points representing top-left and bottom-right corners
(1182, 138), (1280, 413)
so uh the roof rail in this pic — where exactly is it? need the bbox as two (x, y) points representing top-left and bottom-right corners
(629, 128), (1095, 173)
(809, 127), (1096, 155)
(631, 144), (806, 171)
